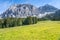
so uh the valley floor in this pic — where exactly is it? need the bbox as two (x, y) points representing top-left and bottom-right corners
(0, 21), (60, 40)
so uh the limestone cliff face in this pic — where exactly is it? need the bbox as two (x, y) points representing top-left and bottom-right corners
(1, 4), (38, 18)
(0, 4), (58, 19)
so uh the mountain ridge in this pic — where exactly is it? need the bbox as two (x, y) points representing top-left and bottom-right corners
(0, 4), (59, 19)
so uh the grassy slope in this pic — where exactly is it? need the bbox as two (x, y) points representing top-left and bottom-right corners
(0, 21), (60, 40)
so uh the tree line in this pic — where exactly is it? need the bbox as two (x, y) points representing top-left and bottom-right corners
(0, 16), (37, 28)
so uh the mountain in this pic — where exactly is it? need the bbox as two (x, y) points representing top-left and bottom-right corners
(1, 4), (38, 18)
(0, 4), (59, 19)
(44, 9), (60, 20)
(37, 4), (58, 18)
(38, 4), (58, 14)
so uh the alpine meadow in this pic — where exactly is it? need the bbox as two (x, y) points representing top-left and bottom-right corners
(0, 21), (60, 40)
(0, 0), (60, 40)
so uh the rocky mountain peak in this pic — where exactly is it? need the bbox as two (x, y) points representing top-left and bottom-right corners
(0, 4), (59, 19)
(38, 4), (58, 13)
(1, 4), (37, 18)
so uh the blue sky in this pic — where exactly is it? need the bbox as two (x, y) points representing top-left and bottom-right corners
(0, 0), (60, 14)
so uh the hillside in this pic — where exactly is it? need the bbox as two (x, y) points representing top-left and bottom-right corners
(43, 10), (60, 20)
(0, 21), (60, 40)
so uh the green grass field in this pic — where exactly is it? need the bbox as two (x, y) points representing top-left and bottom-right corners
(0, 21), (60, 40)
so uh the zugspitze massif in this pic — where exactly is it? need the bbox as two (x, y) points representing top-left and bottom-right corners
(0, 4), (58, 19)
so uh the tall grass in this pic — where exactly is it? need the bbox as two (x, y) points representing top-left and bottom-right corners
(0, 21), (60, 40)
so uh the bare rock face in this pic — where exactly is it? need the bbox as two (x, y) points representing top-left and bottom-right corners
(37, 4), (58, 18)
(0, 4), (59, 19)
(38, 4), (58, 14)
(1, 4), (38, 18)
